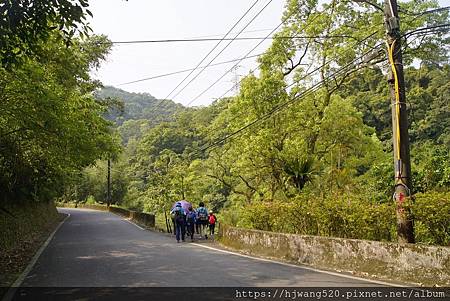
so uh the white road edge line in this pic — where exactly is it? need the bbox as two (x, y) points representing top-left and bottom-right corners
(2, 213), (71, 301)
(190, 243), (403, 287)
(124, 218), (145, 230)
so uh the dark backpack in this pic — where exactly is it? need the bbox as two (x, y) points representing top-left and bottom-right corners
(174, 208), (184, 222)
(187, 212), (195, 224)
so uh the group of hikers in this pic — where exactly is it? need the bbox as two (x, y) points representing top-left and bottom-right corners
(170, 201), (217, 243)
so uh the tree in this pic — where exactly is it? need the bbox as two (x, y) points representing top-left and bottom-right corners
(0, 34), (120, 204)
(0, 0), (93, 67)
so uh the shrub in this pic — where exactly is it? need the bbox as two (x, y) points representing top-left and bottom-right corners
(236, 191), (450, 245)
(413, 191), (450, 246)
(239, 196), (396, 241)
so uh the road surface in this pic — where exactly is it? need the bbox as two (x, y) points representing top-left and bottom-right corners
(6, 208), (392, 299)
(19, 208), (385, 287)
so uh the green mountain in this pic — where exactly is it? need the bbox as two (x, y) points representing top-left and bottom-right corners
(95, 86), (184, 126)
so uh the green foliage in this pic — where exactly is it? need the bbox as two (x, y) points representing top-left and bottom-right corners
(0, 34), (120, 204)
(237, 196), (396, 242)
(233, 192), (450, 245)
(413, 191), (450, 245)
(0, 0), (93, 67)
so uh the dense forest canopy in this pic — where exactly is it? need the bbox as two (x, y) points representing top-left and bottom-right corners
(1, 0), (448, 244)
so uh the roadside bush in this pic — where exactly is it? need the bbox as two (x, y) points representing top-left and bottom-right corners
(413, 191), (450, 246)
(239, 196), (396, 242)
(235, 191), (450, 245)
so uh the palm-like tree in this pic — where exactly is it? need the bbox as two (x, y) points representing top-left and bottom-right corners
(283, 157), (316, 191)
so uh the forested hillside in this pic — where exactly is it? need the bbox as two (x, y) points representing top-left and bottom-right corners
(96, 86), (183, 126)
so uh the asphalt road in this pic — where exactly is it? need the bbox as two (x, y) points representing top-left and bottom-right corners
(22, 208), (383, 287)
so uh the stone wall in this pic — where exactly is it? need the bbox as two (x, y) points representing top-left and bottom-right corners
(219, 226), (450, 286)
(130, 211), (156, 229)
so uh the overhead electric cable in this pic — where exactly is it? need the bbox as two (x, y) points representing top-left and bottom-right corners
(163, 0), (261, 102)
(402, 23), (450, 38)
(147, 0), (261, 115)
(115, 54), (262, 86)
(188, 28), (274, 39)
(200, 24), (450, 152)
(171, 0), (274, 100)
(109, 35), (381, 44)
(213, 30), (379, 104)
(202, 30), (381, 140)
(184, 6), (356, 107)
(399, 5), (450, 16)
(184, 17), (287, 106)
(200, 41), (387, 152)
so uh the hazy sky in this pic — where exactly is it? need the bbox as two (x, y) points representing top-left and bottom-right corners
(88, 0), (449, 107)
(88, 0), (285, 107)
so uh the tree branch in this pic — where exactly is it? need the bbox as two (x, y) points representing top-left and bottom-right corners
(283, 43), (310, 77)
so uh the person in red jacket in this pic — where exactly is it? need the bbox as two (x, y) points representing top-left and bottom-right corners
(208, 211), (217, 237)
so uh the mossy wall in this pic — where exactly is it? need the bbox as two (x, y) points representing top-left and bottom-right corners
(219, 226), (450, 286)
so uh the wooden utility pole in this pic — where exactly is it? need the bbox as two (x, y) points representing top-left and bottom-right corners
(384, 0), (415, 243)
(107, 159), (111, 208)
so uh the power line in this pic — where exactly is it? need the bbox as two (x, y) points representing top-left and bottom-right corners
(184, 16), (288, 106)
(170, 0), (275, 101)
(399, 5), (450, 17)
(150, 0), (261, 114)
(109, 35), (380, 44)
(201, 24), (444, 111)
(115, 54), (262, 86)
(201, 30), (381, 142)
(212, 31), (378, 105)
(184, 5), (354, 107)
(402, 23), (450, 38)
(188, 28), (274, 39)
(200, 42), (386, 152)
(199, 25), (449, 152)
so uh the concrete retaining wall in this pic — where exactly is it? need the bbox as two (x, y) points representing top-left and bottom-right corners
(108, 206), (130, 218)
(219, 226), (450, 286)
(130, 211), (156, 229)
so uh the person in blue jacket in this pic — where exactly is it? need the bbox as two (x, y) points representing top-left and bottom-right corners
(196, 201), (209, 239)
(186, 206), (196, 242)
(170, 202), (186, 243)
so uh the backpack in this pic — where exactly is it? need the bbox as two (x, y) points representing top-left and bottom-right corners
(187, 211), (195, 224)
(174, 208), (184, 222)
(209, 215), (216, 225)
(197, 208), (208, 221)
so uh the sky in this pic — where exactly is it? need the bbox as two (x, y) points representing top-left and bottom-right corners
(88, 0), (449, 107)
(88, 0), (286, 107)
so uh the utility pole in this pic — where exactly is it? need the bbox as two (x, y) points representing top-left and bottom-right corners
(384, 0), (415, 243)
(107, 159), (111, 208)
(231, 65), (241, 94)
